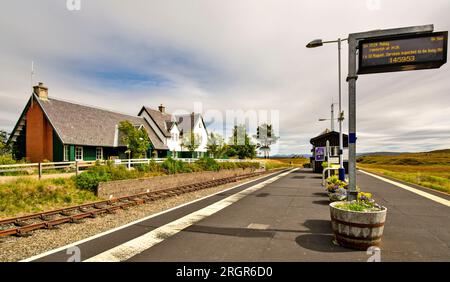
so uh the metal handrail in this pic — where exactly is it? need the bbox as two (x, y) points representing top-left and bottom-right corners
(322, 167), (340, 186)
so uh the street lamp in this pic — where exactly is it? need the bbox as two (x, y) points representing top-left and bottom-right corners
(307, 37), (347, 181)
(318, 102), (337, 131)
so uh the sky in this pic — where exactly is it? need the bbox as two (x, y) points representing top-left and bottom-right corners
(1, 0), (450, 155)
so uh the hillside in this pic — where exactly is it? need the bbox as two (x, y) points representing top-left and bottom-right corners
(357, 149), (450, 194)
(357, 149), (450, 165)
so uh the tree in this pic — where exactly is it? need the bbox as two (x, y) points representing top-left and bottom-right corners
(118, 121), (151, 158)
(254, 123), (279, 159)
(181, 132), (202, 157)
(206, 132), (226, 158)
(0, 130), (11, 156)
(226, 125), (256, 159)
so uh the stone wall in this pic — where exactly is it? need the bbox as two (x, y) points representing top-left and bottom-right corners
(97, 168), (264, 199)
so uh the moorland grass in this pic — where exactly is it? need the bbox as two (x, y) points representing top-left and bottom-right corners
(357, 150), (450, 194)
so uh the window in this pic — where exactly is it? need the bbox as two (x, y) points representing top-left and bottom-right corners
(75, 146), (83, 161)
(96, 147), (103, 160)
(63, 145), (69, 161)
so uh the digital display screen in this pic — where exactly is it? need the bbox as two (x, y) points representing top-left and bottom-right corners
(358, 32), (448, 74)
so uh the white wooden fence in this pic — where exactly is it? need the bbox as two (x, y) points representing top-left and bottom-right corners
(0, 158), (261, 179)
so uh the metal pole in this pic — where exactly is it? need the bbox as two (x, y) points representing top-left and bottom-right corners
(347, 37), (358, 201)
(338, 38), (345, 181)
(326, 140), (330, 178)
(330, 103), (334, 131)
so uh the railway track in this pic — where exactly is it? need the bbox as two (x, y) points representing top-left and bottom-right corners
(0, 170), (273, 237)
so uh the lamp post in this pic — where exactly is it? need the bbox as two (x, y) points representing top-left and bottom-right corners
(318, 102), (337, 131)
(307, 38), (347, 181)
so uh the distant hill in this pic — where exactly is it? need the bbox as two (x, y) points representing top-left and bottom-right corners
(357, 151), (408, 157)
(271, 154), (311, 159)
(356, 148), (450, 165)
(429, 149), (450, 154)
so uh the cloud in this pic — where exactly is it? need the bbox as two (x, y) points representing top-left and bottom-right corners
(1, 0), (450, 155)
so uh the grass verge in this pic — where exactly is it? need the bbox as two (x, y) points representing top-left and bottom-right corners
(0, 177), (98, 219)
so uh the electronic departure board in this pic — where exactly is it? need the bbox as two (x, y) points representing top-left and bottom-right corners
(358, 31), (448, 74)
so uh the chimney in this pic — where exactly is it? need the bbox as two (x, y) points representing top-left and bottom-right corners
(158, 104), (165, 113)
(33, 82), (48, 100)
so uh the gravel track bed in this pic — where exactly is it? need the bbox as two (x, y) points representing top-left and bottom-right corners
(0, 174), (267, 262)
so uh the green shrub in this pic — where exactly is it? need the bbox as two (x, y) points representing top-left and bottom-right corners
(218, 162), (237, 170)
(186, 163), (203, 172)
(161, 157), (190, 174)
(236, 161), (260, 170)
(134, 160), (162, 173)
(0, 155), (18, 165)
(195, 157), (220, 171)
(74, 170), (110, 191)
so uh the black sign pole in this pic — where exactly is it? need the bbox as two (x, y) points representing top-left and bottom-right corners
(346, 24), (435, 201)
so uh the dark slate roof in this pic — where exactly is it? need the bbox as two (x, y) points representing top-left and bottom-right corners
(176, 113), (201, 134)
(141, 106), (204, 136)
(34, 94), (167, 150)
(141, 107), (173, 137)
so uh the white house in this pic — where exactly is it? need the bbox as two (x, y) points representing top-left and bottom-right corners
(138, 104), (208, 158)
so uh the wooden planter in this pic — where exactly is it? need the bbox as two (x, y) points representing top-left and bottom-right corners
(328, 192), (346, 202)
(329, 201), (387, 250)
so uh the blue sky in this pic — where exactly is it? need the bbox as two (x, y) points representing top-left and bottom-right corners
(1, 0), (450, 155)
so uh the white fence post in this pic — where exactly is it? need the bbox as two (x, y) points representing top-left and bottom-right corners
(38, 162), (42, 180)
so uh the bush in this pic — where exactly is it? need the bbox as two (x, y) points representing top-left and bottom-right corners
(74, 159), (261, 190)
(74, 163), (143, 190)
(161, 157), (191, 174)
(218, 162), (237, 170)
(74, 170), (110, 191)
(134, 160), (162, 173)
(236, 161), (260, 170)
(195, 157), (220, 171)
(0, 155), (20, 165)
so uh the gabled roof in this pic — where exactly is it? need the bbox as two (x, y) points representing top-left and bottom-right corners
(175, 113), (202, 134)
(10, 94), (168, 150)
(139, 107), (206, 137)
(139, 107), (173, 137)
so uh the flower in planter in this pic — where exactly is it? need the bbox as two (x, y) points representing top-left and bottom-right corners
(336, 191), (383, 212)
(326, 175), (348, 193)
(357, 192), (373, 203)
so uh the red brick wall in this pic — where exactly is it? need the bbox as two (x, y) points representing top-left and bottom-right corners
(26, 102), (53, 162)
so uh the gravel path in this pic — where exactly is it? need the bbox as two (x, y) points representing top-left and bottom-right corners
(0, 174), (267, 262)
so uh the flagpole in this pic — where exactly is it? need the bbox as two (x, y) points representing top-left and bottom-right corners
(31, 61), (34, 106)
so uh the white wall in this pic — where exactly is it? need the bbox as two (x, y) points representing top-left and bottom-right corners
(193, 118), (208, 152)
(167, 126), (181, 152)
